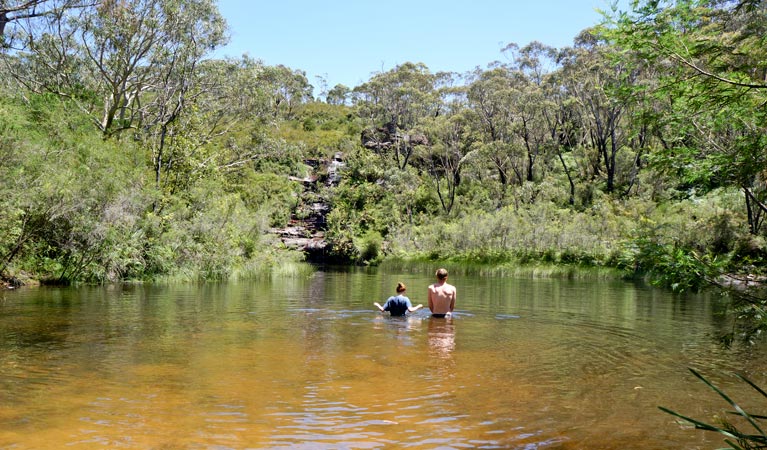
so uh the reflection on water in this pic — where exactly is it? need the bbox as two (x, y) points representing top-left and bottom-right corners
(372, 314), (423, 347)
(427, 317), (455, 359)
(1, 271), (766, 449)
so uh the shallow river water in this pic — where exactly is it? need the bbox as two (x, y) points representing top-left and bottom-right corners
(1, 267), (766, 449)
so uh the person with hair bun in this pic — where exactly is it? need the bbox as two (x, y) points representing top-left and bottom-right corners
(374, 282), (422, 316)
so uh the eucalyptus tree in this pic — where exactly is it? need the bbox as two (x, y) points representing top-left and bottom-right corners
(0, 0), (93, 48)
(326, 83), (350, 106)
(6, 0), (230, 200)
(541, 64), (589, 206)
(198, 55), (272, 125)
(465, 66), (521, 203)
(558, 29), (636, 194)
(256, 64), (313, 120)
(7, 0), (227, 139)
(502, 41), (559, 184)
(466, 42), (560, 206)
(422, 85), (477, 215)
(539, 68), (579, 206)
(139, 0), (228, 196)
(353, 62), (437, 170)
(608, 0), (767, 234)
(201, 57), (287, 170)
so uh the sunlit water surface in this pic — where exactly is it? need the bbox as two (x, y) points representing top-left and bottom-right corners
(2, 268), (766, 449)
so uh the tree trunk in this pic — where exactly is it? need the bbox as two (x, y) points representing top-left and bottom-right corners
(557, 147), (575, 206)
(744, 187), (767, 235)
(0, 12), (8, 39)
(398, 143), (412, 170)
(526, 147), (534, 182)
(606, 128), (617, 193)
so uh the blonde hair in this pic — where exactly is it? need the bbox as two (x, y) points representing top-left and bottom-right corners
(396, 282), (407, 293)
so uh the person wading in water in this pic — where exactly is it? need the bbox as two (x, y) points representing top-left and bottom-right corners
(374, 282), (422, 316)
(427, 268), (456, 318)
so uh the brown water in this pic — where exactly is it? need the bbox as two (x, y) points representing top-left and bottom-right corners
(1, 268), (766, 449)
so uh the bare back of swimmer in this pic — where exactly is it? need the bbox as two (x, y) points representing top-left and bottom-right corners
(427, 268), (456, 317)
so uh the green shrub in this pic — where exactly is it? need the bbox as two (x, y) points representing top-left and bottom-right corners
(236, 171), (301, 227)
(356, 230), (383, 265)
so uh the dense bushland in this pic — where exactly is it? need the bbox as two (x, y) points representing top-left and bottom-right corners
(0, 94), (305, 283)
(1, 0), (766, 307)
(3, 4), (767, 447)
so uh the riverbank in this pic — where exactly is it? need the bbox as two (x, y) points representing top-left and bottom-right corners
(1, 273), (37, 290)
(378, 256), (631, 281)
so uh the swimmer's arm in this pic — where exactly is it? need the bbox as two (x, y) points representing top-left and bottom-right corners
(373, 302), (385, 312)
(408, 304), (423, 312)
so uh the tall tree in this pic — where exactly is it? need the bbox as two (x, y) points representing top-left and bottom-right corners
(542, 66), (587, 206)
(7, 0), (226, 138)
(466, 66), (521, 203)
(326, 83), (350, 106)
(257, 64), (313, 120)
(0, 0), (92, 47)
(608, 0), (767, 233)
(424, 92), (476, 215)
(353, 62), (437, 170)
(559, 29), (635, 194)
(503, 42), (559, 183)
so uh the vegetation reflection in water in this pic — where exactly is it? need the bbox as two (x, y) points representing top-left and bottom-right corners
(1, 269), (766, 449)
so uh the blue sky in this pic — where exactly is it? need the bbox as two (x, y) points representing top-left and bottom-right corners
(213, 0), (631, 93)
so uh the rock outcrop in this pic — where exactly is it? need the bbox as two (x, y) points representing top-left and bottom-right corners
(361, 123), (429, 151)
(270, 153), (344, 262)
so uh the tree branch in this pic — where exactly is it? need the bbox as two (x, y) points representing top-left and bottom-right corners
(669, 50), (767, 90)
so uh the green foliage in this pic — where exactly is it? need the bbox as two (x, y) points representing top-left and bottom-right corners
(605, 0), (767, 233)
(628, 238), (714, 292)
(242, 134), (309, 177)
(356, 230), (384, 265)
(235, 171), (301, 227)
(389, 199), (629, 265)
(323, 144), (450, 262)
(275, 102), (360, 159)
(386, 187), (750, 293)
(732, 235), (767, 276)
(11, 0), (228, 138)
(610, 189), (745, 290)
(0, 90), (298, 284)
(1, 94), (142, 283)
(4, 0), (767, 295)
(326, 84), (351, 105)
(256, 64), (313, 120)
(324, 178), (395, 262)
